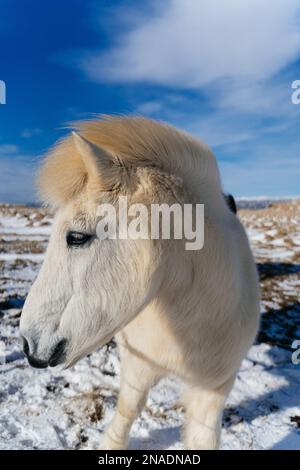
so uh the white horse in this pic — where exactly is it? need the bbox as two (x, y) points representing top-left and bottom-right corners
(20, 116), (260, 450)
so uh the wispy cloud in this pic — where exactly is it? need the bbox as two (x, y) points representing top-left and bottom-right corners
(21, 128), (43, 139)
(134, 100), (163, 115)
(63, 0), (300, 196)
(0, 145), (38, 203)
(0, 144), (19, 155)
(220, 149), (300, 197)
(79, 0), (300, 88)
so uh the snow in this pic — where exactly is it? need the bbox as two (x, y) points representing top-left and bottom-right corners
(0, 203), (299, 450)
(0, 253), (45, 262)
(0, 216), (51, 236)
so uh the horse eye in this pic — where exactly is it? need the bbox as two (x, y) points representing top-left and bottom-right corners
(66, 231), (93, 247)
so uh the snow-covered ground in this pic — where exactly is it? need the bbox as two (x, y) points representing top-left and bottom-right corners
(0, 202), (299, 450)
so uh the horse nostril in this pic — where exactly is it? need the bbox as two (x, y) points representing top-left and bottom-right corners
(27, 355), (48, 369)
(48, 338), (68, 367)
(21, 336), (48, 368)
(22, 336), (29, 356)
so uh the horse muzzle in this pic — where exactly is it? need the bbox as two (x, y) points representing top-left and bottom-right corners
(21, 336), (68, 368)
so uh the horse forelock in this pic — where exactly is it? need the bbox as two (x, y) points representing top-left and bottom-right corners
(37, 115), (220, 209)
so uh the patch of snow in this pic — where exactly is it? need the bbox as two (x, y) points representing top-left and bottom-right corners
(0, 253), (45, 262)
(0, 204), (299, 450)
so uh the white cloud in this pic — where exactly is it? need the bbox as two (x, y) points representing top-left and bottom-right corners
(134, 100), (163, 115)
(63, 0), (300, 197)
(221, 152), (300, 197)
(0, 144), (19, 155)
(21, 128), (42, 139)
(81, 0), (300, 88)
(0, 145), (38, 203)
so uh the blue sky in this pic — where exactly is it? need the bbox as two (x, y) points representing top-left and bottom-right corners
(0, 0), (300, 203)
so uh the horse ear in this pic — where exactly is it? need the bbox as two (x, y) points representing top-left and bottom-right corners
(72, 131), (120, 188)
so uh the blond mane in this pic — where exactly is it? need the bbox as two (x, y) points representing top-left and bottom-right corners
(38, 116), (222, 208)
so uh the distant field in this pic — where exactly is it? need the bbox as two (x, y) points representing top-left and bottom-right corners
(237, 197), (300, 210)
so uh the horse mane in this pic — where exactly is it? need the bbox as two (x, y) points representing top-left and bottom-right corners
(38, 116), (223, 208)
